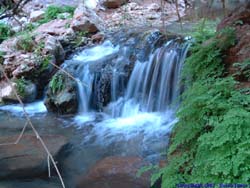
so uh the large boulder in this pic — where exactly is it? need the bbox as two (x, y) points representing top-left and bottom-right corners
(101, 0), (128, 9)
(0, 134), (67, 179)
(29, 10), (45, 22)
(76, 156), (151, 188)
(0, 80), (37, 103)
(34, 19), (76, 45)
(3, 52), (37, 78)
(70, 3), (103, 33)
(45, 72), (78, 115)
(41, 35), (65, 63)
(0, 31), (67, 98)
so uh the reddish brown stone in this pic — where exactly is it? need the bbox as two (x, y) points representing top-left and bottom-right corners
(77, 156), (151, 188)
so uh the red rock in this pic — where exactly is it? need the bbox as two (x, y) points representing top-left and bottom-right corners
(101, 0), (128, 9)
(70, 4), (103, 33)
(35, 19), (73, 36)
(77, 156), (151, 188)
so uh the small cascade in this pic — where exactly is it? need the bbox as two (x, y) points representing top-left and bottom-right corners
(76, 65), (94, 113)
(0, 30), (191, 170)
(60, 30), (190, 148)
(63, 30), (190, 118)
(108, 40), (189, 117)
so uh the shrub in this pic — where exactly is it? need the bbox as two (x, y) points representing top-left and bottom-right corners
(38, 5), (75, 24)
(150, 26), (250, 187)
(15, 33), (35, 52)
(233, 59), (250, 81)
(15, 78), (27, 97)
(0, 23), (13, 43)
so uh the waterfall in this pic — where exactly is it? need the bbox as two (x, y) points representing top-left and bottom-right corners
(0, 30), (190, 162)
(71, 37), (189, 117)
(107, 40), (189, 117)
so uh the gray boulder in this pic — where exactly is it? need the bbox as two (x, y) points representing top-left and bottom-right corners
(0, 134), (67, 179)
(45, 72), (78, 115)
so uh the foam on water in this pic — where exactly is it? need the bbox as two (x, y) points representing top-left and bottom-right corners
(0, 101), (47, 116)
(73, 41), (119, 62)
(71, 38), (189, 148)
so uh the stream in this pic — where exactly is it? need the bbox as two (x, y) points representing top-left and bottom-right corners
(0, 30), (189, 187)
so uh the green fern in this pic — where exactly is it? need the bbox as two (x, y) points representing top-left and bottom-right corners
(152, 26), (250, 187)
(38, 5), (75, 24)
(49, 74), (64, 94)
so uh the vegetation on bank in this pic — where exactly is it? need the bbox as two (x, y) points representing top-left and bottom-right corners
(151, 22), (250, 187)
(15, 77), (27, 97)
(37, 5), (75, 24)
(0, 5), (75, 45)
(0, 23), (13, 43)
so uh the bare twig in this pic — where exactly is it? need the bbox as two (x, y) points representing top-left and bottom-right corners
(160, 0), (165, 31)
(0, 64), (66, 188)
(0, 121), (28, 146)
(174, 0), (183, 31)
(48, 155), (51, 178)
(0, 0), (31, 20)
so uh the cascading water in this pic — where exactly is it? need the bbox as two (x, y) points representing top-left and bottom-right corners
(0, 30), (190, 187)
(63, 30), (190, 158)
(109, 40), (189, 117)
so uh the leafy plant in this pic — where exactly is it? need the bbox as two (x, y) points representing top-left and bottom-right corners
(15, 33), (35, 52)
(49, 74), (64, 94)
(15, 77), (27, 97)
(233, 59), (250, 80)
(72, 31), (89, 47)
(24, 22), (37, 32)
(0, 23), (13, 43)
(151, 26), (250, 188)
(0, 51), (5, 64)
(37, 5), (75, 24)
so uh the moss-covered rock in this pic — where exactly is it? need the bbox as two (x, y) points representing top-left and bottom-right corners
(45, 72), (78, 114)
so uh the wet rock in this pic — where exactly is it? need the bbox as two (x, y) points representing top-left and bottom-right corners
(76, 156), (151, 188)
(0, 134), (67, 179)
(29, 10), (45, 22)
(101, 0), (128, 9)
(45, 72), (78, 115)
(91, 33), (105, 43)
(0, 180), (61, 188)
(71, 3), (103, 33)
(0, 80), (37, 103)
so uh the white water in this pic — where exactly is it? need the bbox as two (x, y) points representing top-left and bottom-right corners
(72, 38), (189, 146)
(0, 35), (189, 160)
(0, 101), (47, 116)
(73, 41), (119, 62)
